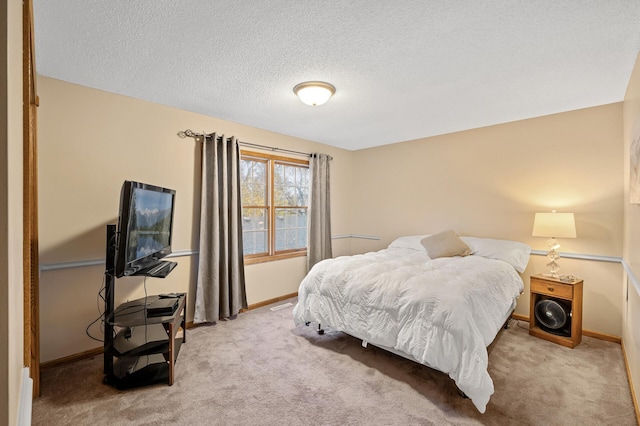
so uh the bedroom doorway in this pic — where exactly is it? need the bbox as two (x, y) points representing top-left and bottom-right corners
(23, 0), (40, 397)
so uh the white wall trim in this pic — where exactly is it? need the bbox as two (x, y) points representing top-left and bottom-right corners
(331, 234), (381, 240)
(530, 249), (622, 263)
(531, 249), (640, 297)
(622, 259), (640, 298)
(530, 250), (639, 298)
(41, 245), (622, 273)
(40, 237), (382, 271)
(39, 249), (198, 272)
(17, 367), (32, 426)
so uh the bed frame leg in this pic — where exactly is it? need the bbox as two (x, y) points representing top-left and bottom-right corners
(303, 322), (325, 335)
(503, 316), (513, 330)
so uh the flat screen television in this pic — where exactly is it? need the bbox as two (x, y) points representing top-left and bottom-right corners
(115, 180), (176, 278)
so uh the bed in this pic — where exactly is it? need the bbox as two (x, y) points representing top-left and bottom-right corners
(293, 231), (530, 413)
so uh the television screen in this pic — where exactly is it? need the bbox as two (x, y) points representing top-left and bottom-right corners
(115, 181), (176, 277)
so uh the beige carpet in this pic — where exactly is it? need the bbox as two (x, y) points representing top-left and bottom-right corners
(33, 297), (637, 425)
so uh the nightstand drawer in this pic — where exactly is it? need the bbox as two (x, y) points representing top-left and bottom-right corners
(530, 278), (573, 299)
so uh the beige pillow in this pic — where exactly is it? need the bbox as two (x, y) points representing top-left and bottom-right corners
(420, 230), (471, 259)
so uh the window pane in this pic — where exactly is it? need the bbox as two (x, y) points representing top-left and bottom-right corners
(274, 183), (285, 206)
(299, 185), (308, 205)
(285, 166), (296, 186)
(252, 184), (266, 206)
(274, 163), (284, 186)
(243, 231), (267, 255)
(275, 162), (309, 207)
(242, 208), (267, 230)
(275, 208), (307, 251)
(298, 168), (308, 188)
(254, 161), (266, 182)
(275, 208), (286, 228)
(242, 208), (268, 255)
(298, 209), (307, 226)
(241, 159), (267, 206)
(285, 185), (298, 206)
(297, 228), (307, 248)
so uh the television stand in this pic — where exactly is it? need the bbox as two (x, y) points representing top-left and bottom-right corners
(103, 224), (185, 389)
(104, 294), (186, 389)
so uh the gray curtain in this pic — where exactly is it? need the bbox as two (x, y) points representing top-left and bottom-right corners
(307, 153), (333, 271)
(194, 134), (247, 323)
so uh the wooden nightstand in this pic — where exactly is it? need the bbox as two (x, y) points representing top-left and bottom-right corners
(529, 273), (583, 348)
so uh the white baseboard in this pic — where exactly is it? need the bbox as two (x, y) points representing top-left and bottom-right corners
(17, 367), (32, 426)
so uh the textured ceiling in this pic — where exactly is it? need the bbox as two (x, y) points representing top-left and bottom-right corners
(33, 1), (640, 150)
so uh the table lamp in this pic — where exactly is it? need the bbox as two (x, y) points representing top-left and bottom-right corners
(532, 211), (576, 276)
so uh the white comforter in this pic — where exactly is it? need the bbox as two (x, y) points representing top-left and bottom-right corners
(293, 248), (524, 413)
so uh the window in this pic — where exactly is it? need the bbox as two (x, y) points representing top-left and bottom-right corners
(240, 150), (309, 263)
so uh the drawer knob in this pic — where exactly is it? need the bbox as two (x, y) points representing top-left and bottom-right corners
(547, 286), (554, 292)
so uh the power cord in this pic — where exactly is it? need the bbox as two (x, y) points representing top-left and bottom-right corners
(504, 317), (530, 331)
(88, 230), (119, 343)
(514, 319), (530, 330)
(85, 274), (107, 343)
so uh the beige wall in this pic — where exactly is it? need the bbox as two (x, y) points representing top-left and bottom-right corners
(37, 76), (353, 362)
(623, 52), (640, 417)
(350, 104), (624, 336)
(38, 77), (627, 370)
(1, 0), (24, 424)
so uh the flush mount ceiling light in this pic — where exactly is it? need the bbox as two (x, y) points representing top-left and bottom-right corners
(293, 81), (336, 106)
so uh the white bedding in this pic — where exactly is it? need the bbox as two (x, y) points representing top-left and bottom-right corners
(293, 246), (525, 413)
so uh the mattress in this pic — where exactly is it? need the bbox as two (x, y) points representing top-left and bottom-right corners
(293, 240), (527, 413)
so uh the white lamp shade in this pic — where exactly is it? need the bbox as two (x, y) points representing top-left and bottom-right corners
(293, 81), (335, 106)
(532, 212), (576, 238)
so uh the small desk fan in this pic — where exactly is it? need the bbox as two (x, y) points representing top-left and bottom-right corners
(534, 298), (572, 337)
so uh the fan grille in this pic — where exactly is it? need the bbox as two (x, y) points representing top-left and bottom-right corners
(534, 299), (569, 330)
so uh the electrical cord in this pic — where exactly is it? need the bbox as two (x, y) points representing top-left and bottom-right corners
(85, 274), (107, 343)
(85, 315), (104, 343)
(502, 317), (529, 332)
(514, 319), (530, 330)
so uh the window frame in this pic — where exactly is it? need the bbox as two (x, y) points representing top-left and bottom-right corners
(240, 150), (309, 265)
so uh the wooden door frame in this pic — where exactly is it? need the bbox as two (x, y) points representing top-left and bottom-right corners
(23, 0), (40, 397)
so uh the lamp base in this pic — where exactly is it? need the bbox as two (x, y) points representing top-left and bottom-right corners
(546, 249), (560, 276)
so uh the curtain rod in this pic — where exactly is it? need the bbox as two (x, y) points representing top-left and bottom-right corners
(177, 129), (313, 158)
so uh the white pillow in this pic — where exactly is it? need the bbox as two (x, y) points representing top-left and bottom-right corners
(388, 235), (428, 251)
(420, 230), (471, 259)
(460, 236), (531, 273)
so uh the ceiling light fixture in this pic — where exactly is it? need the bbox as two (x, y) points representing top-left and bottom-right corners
(293, 81), (336, 106)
